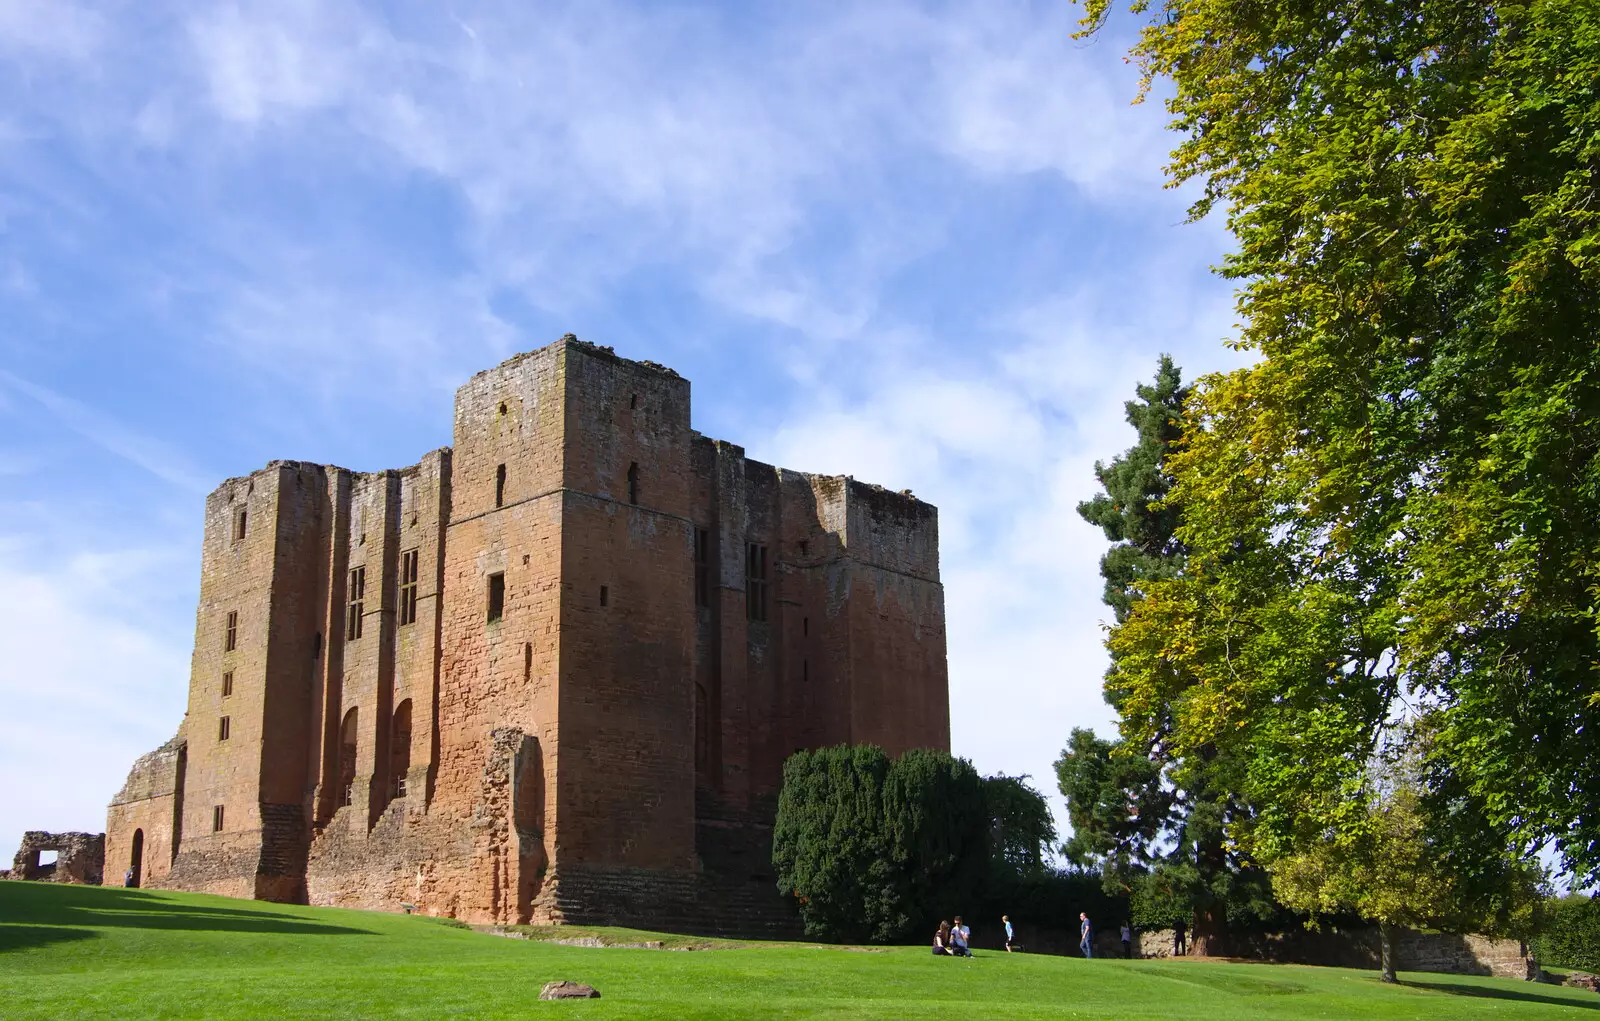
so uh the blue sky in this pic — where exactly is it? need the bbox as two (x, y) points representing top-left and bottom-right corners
(0, 0), (1249, 855)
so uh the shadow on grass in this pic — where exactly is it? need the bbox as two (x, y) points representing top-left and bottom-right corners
(1405, 977), (1600, 1011)
(0, 925), (97, 953)
(0, 881), (374, 949)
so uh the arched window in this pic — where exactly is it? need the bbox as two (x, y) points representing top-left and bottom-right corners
(339, 708), (359, 807)
(390, 700), (412, 798)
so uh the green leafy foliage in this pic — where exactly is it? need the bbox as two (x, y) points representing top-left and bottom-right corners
(771, 745), (894, 942)
(1532, 895), (1600, 974)
(1078, 0), (1599, 905)
(774, 747), (1064, 942)
(984, 773), (1061, 879)
(1077, 354), (1189, 624)
(1069, 358), (1279, 951)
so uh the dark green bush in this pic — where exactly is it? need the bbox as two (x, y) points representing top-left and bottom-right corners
(773, 746), (1104, 943)
(1533, 895), (1600, 973)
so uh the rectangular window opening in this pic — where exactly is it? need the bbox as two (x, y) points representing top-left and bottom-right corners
(746, 542), (769, 622)
(224, 611), (238, 652)
(694, 528), (711, 608)
(627, 462), (639, 505)
(234, 508), (247, 542)
(524, 642), (533, 681)
(222, 670), (234, 697)
(212, 805), (225, 832)
(218, 716), (231, 741)
(399, 549), (419, 626)
(599, 585), (609, 607)
(487, 572), (505, 623)
(495, 463), (507, 508)
(346, 567), (366, 641)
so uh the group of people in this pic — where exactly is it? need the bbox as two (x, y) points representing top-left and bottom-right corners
(932, 913), (1137, 959)
(931, 914), (1022, 957)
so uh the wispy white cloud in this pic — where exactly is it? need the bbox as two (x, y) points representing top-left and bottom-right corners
(0, 371), (211, 492)
(0, 539), (191, 850)
(0, 0), (1248, 846)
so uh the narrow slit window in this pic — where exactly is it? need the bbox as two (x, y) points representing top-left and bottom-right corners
(218, 716), (231, 741)
(803, 616), (809, 637)
(222, 671), (234, 697)
(746, 543), (769, 622)
(224, 611), (238, 652)
(694, 527), (711, 608)
(627, 462), (639, 505)
(803, 659), (809, 683)
(399, 549), (419, 626)
(523, 642), (533, 681)
(629, 393), (639, 410)
(487, 572), (505, 623)
(234, 508), (248, 542)
(599, 585), (609, 607)
(346, 567), (366, 641)
(212, 805), (225, 832)
(495, 464), (507, 507)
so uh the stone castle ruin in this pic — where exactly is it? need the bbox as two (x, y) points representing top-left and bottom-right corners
(105, 336), (949, 930)
(10, 832), (105, 885)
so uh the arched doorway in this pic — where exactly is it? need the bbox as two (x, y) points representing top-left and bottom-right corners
(340, 708), (359, 807)
(390, 700), (412, 798)
(128, 829), (144, 888)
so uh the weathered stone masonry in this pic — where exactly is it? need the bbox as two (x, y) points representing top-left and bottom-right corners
(105, 337), (950, 931)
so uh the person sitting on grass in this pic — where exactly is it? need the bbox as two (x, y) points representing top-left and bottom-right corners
(933, 921), (953, 956)
(950, 916), (972, 957)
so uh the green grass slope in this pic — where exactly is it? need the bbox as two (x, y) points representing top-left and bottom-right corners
(1, 882), (1595, 1020)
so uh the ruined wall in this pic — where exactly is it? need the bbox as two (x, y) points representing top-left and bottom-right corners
(1135, 927), (1537, 979)
(12, 831), (105, 885)
(302, 452), (450, 911)
(104, 736), (186, 888)
(103, 334), (947, 934)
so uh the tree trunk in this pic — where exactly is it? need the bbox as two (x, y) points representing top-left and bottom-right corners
(1190, 904), (1225, 958)
(1379, 920), (1397, 984)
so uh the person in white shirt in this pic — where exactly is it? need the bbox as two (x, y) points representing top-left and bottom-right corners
(951, 916), (972, 957)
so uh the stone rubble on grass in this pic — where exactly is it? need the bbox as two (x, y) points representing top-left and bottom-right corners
(1563, 972), (1600, 994)
(539, 981), (601, 1000)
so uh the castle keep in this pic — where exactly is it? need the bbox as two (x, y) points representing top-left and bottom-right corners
(104, 337), (949, 928)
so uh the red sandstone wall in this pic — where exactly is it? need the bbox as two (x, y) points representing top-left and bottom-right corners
(553, 347), (697, 878)
(106, 335), (949, 930)
(429, 343), (567, 922)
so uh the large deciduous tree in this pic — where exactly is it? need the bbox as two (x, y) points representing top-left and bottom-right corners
(1078, 0), (1596, 918)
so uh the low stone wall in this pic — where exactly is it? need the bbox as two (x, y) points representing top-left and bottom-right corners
(11, 831), (105, 885)
(1137, 926), (1534, 979)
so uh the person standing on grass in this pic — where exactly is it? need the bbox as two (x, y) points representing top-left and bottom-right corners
(1174, 917), (1187, 957)
(1002, 914), (1015, 952)
(1079, 912), (1093, 959)
(1121, 922), (1132, 959)
(951, 916), (972, 957)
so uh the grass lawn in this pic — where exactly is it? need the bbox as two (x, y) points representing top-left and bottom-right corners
(2, 882), (1596, 1020)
